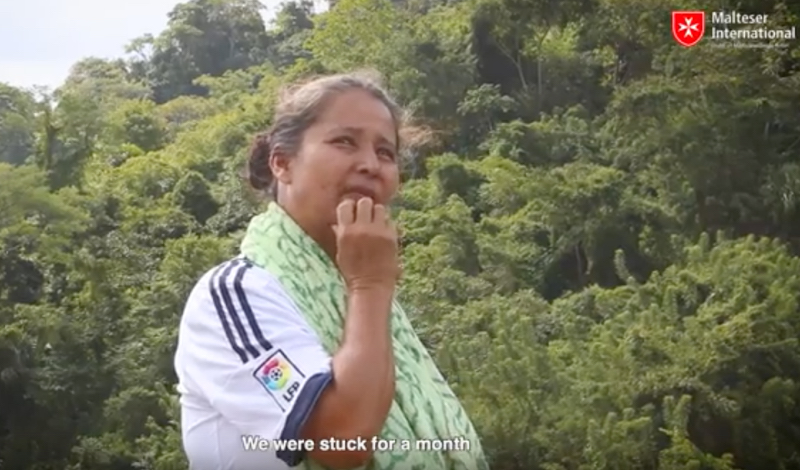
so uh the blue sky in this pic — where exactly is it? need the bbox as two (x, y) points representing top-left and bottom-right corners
(0, 0), (319, 90)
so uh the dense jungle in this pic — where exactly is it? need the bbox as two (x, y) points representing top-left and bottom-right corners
(1, 0), (800, 468)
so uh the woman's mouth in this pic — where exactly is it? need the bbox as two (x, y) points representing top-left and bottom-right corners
(342, 185), (378, 201)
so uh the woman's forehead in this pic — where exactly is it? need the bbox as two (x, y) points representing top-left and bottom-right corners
(313, 91), (396, 141)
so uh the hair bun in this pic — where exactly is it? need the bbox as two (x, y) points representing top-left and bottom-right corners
(247, 132), (274, 191)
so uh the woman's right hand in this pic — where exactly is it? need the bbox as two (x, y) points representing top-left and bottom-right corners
(333, 197), (400, 292)
(306, 197), (398, 468)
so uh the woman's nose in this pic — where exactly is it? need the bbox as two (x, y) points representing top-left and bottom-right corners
(355, 149), (381, 175)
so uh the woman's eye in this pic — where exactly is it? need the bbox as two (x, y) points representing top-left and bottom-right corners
(334, 136), (355, 145)
(378, 148), (396, 160)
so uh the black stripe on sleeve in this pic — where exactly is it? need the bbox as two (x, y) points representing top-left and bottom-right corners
(208, 261), (248, 363)
(218, 260), (260, 360)
(233, 262), (274, 353)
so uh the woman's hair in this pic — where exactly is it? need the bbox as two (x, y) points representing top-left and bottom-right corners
(246, 69), (423, 198)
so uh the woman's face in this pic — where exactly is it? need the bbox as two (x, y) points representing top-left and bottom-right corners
(272, 89), (401, 228)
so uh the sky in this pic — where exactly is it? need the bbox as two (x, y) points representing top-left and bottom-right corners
(0, 0), (316, 90)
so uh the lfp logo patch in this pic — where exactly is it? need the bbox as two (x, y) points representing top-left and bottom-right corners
(253, 349), (305, 410)
(261, 357), (290, 390)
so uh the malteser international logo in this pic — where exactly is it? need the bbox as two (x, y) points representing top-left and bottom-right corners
(672, 9), (797, 49)
(672, 11), (705, 47)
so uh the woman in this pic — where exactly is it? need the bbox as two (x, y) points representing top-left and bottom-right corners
(174, 70), (488, 470)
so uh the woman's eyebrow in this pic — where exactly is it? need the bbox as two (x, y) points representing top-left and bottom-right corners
(328, 126), (395, 147)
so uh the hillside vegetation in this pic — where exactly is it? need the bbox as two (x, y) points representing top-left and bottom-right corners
(1, 0), (800, 468)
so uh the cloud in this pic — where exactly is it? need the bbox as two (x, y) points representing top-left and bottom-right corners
(0, 0), (176, 88)
(0, 0), (303, 89)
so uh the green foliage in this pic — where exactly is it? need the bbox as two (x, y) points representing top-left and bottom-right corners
(2, 0), (800, 468)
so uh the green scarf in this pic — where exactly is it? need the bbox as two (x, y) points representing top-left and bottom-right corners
(240, 202), (489, 470)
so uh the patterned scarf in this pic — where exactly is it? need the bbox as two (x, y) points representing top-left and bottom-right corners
(239, 202), (489, 470)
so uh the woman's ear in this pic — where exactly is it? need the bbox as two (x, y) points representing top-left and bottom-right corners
(269, 148), (293, 185)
